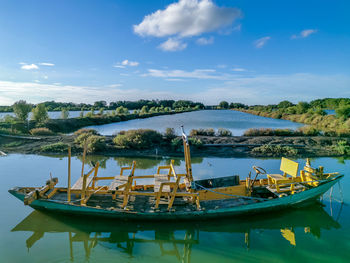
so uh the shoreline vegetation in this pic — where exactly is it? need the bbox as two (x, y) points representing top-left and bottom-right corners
(1, 127), (349, 158)
(0, 98), (349, 158)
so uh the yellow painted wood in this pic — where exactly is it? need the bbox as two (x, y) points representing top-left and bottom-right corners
(67, 146), (71, 202)
(281, 228), (296, 246)
(280, 157), (299, 177)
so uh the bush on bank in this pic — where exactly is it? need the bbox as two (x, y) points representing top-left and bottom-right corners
(252, 144), (298, 156)
(30, 127), (55, 136)
(113, 129), (163, 149)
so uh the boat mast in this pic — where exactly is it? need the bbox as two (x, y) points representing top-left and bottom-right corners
(181, 126), (194, 184)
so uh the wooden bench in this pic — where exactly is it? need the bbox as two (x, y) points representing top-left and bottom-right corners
(72, 176), (94, 190)
(267, 157), (301, 193)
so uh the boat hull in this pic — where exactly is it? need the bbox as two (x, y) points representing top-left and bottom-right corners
(9, 175), (343, 221)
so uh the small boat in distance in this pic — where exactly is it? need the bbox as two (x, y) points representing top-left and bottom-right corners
(9, 128), (343, 220)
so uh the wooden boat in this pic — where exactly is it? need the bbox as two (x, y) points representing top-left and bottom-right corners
(9, 129), (343, 220)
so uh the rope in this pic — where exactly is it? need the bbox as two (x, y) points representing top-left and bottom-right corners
(193, 182), (268, 201)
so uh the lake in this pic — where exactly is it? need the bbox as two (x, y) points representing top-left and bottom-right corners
(87, 110), (303, 136)
(1, 154), (348, 262)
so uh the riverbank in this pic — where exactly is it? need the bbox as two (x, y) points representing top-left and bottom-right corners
(1, 133), (349, 158)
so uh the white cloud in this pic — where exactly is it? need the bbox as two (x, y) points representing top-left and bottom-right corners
(113, 65), (125, 69)
(21, 64), (39, 70)
(134, 0), (241, 38)
(196, 36), (214, 45)
(254, 36), (271, 48)
(158, 38), (187, 51)
(114, 59), (139, 68)
(291, 29), (318, 39)
(232, 67), (246, 72)
(0, 73), (349, 105)
(121, 59), (139, 66)
(39, 62), (55, 66)
(107, 84), (123, 88)
(145, 68), (224, 79)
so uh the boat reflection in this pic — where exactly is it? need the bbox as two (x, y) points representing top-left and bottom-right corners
(12, 203), (340, 262)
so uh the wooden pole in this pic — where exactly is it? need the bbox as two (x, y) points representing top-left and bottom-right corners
(81, 141), (87, 177)
(67, 146), (72, 202)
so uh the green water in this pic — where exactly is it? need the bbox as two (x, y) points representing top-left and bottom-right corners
(1, 154), (349, 262)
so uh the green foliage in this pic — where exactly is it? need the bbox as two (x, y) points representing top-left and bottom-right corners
(40, 142), (69, 153)
(74, 128), (98, 136)
(74, 133), (106, 152)
(252, 144), (298, 156)
(31, 103), (49, 124)
(278, 100), (294, 109)
(61, 108), (69, 119)
(171, 137), (203, 150)
(30, 127), (55, 136)
(13, 100), (32, 122)
(244, 128), (295, 136)
(297, 126), (320, 136)
(219, 101), (229, 109)
(140, 105), (149, 114)
(296, 102), (310, 114)
(99, 107), (104, 115)
(190, 128), (215, 136)
(116, 106), (129, 115)
(229, 102), (247, 109)
(336, 105), (350, 120)
(333, 140), (350, 155)
(217, 128), (232, 136)
(164, 127), (176, 141)
(113, 129), (163, 149)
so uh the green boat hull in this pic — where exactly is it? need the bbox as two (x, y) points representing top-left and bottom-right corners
(9, 175), (342, 221)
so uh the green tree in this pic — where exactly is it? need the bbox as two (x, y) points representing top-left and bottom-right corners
(296, 101), (310, 114)
(61, 108), (69, 119)
(278, 100), (294, 109)
(32, 103), (49, 124)
(219, 101), (229, 109)
(140, 105), (149, 114)
(13, 100), (32, 122)
(336, 105), (350, 120)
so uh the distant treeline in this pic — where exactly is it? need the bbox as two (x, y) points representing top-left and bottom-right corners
(0, 99), (204, 112)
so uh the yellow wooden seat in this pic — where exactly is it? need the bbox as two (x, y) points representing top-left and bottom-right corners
(267, 157), (300, 193)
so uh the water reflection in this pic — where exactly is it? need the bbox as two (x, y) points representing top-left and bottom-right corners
(12, 204), (340, 262)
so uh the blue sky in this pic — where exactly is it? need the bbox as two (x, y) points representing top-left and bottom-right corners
(0, 0), (349, 105)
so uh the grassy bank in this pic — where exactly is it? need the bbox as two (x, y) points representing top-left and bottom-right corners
(1, 127), (350, 158)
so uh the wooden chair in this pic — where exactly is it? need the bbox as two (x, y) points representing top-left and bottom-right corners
(108, 161), (136, 207)
(267, 157), (301, 193)
(154, 160), (200, 210)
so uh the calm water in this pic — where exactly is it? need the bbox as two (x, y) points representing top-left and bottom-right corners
(0, 154), (349, 262)
(87, 110), (303, 136)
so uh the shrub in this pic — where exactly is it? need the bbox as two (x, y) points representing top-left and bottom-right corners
(85, 135), (106, 152)
(113, 129), (163, 149)
(243, 128), (296, 136)
(74, 133), (106, 152)
(171, 137), (203, 150)
(13, 100), (32, 122)
(297, 126), (320, 136)
(74, 128), (98, 136)
(190, 128), (215, 136)
(61, 108), (69, 119)
(164, 127), (176, 141)
(30, 127), (55, 136)
(217, 128), (232, 136)
(252, 144), (298, 156)
(333, 140), (350, 155)
(32, 103), (49, 123)
(41, 142), (69, 153)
